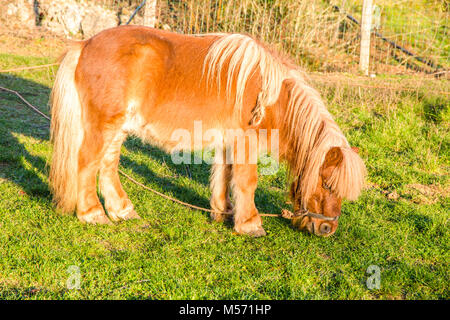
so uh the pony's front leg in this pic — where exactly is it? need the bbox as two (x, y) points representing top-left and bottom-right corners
(231, 163), (266, 237)
(210, 161), (233, 222)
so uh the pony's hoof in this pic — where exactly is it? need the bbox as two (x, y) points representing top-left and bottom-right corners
(210, 200), (233, 223)
(211, 211), (233, 223)
(78, 208), (112, 225)
(121, 209), (141, 221)
(107, 206), (141, 221)
(234, 225), (266, 237)
(246, 227), (267, 237)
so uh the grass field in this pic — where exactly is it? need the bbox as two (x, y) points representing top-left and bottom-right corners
(0, 38), (449, 299)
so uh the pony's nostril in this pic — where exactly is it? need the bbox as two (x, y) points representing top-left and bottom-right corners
(320, 223), (331, 234)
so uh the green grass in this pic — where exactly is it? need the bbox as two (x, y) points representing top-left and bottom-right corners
(0, 52), (449, 300)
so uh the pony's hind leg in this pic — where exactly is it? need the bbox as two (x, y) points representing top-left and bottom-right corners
(76, 127), (113, 224)
(210, 159), (233, 222)
(231, 163), (266, 237)
(99, 130), (140, 221)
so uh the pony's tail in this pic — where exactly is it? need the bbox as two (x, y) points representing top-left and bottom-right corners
(49, 42), (84, 213)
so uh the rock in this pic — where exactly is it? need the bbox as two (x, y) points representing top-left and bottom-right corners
(39, 0), (84, 36)
(81, 7), (117, 38)
(38, 0), (118, 38)
(4, 0), (36, 29)
(61, 4), (83, 35)
(6, 3), (19, 16)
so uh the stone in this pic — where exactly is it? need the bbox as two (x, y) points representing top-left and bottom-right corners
(4, 0), (36, 29)
(37, 0), (118, 38)
(81, 7), (118, 38)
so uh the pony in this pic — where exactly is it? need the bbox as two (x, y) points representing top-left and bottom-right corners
(50, 25), (366, 237)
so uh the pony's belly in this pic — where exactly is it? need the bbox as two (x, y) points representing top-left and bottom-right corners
(126, 123), (226, 152)
(122, 108), (226, 152)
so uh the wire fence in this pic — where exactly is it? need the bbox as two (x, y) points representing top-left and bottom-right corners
(89, 0), (448, 75)
(1, 0), (448, 75)
(367, 0), (448, 74)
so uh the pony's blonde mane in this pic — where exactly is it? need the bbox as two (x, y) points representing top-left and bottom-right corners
(204, 34), (366, 207)
(204, 33), (288, 121)
(285, 71), (366, 205)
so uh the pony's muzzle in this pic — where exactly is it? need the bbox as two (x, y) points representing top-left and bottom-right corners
(319, 222), (332, 235)
(293, 216), (338, 237)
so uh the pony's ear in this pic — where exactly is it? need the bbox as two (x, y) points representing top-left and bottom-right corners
(351, 146), (359, 154)
(321, 147), (343, 179)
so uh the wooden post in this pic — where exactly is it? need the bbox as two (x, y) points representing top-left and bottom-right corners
(143, 0), (157, 28)
(359, 0), (373, 75)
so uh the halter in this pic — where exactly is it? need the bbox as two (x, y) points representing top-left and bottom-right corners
(293, 209), (339, 221)
(287, 180), (340, 222)
(281, 208), (339, 221)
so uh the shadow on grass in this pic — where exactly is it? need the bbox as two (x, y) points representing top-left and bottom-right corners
(120, 153), (212, 211)
(123, 137), (204, 184)
(0, 74), (286, 223)
(0, 74), (51, 199)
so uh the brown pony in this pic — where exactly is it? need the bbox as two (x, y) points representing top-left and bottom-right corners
(50, 26), (366, 237)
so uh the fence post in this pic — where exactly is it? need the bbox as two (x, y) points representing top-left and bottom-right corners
(143, 0), (157, 27)
(359, 0), (373, 75)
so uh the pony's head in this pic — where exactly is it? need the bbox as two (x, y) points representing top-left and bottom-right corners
(275, 75), (366, 237)
(289, 146), (365, 237)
